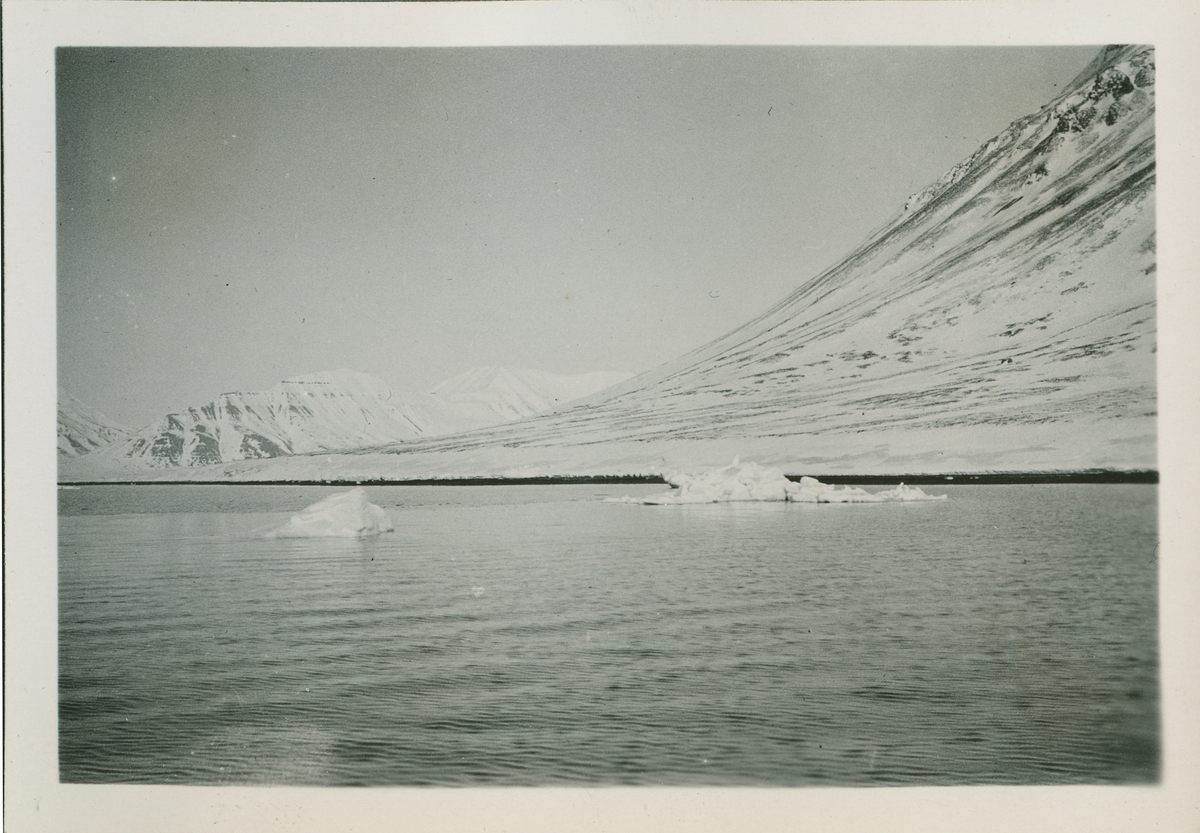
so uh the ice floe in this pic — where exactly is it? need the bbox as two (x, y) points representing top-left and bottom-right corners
(872, 482), (949, 502)
(786, 477), (943, 503)
(609, 459), (946, 504)
(267, 487), (395, 537)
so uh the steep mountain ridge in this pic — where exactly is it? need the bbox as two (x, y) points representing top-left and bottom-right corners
(577, 45), (1155, 422)
(65, 46), (1157, 481)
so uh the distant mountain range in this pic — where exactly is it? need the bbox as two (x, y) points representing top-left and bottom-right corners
(59, 367), (632, 469)
(62, 46), (1157, 481)
(57, 389), (130, 457)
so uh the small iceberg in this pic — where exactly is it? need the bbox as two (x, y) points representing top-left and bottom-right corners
(609, 459), (946, 505)
(267, 488), (395, 538)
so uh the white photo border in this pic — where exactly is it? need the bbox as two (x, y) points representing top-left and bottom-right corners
(5, 2), (1199, 831)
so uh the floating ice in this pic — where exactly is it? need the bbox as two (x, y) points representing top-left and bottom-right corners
(610, 460), (946, 504)
(872, 482), (948, 502)
(641, 458), (792, 504)
(267, 487), (394, 538)
(785, 476), (885, 503)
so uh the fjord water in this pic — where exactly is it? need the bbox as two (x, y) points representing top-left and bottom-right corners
(58, 484), (1158, 785)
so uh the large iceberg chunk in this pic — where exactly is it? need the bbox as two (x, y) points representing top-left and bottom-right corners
(612, 460), (946, 504)
(267, 488), (395, 538)
(640, 459), (793, 504)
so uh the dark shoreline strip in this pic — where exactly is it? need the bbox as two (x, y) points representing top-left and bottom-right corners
(59, 470), (1159, 486)
(799, 471), (1159, 485)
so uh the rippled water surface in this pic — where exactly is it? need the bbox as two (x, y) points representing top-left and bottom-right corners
(59, 484), (1158, 785)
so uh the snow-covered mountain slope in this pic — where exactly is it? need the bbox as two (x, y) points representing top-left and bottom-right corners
(57, 389), (130, 456)
(65, 367), (631, 471)
(430, 367), (634, 422)
(497, 43), (1156, 473)
(69, 46), (1157, 481)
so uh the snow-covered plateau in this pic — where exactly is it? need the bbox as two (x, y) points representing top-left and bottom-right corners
(62, 46), (1157, 483)
(265, 488), (394, 538)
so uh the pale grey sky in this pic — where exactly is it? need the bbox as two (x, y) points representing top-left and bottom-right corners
(58, 46), (1099, 427)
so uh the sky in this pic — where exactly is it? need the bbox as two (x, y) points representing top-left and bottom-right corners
(57, 45), (1100, 428)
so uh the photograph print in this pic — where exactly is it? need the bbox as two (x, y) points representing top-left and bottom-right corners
(56, 44), (1158, 786)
